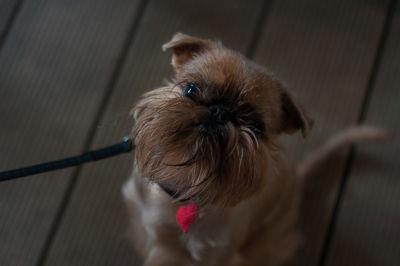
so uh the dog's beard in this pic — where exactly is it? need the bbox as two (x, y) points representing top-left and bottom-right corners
(132, 86), (269, 207)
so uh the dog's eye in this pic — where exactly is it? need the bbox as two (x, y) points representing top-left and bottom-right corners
(182, 82), (200, 99)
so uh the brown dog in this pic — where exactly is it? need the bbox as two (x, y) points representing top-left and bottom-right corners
(123, 33), (389, 266)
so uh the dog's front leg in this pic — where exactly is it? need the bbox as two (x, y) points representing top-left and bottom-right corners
(144, 244), (193, 266)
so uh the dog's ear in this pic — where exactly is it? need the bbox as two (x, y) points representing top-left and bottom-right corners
(162, 33), (213, 69)
(278, 88), (314, 138)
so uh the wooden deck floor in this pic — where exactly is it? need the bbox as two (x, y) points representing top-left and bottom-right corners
(0, 0), (399, 265)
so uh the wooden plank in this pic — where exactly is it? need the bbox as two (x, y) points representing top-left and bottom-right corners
(325, 4), (400, 266)
(0, 0), (20, 41)
(252, 0), (390, 265)
(43, 0), (266, 265)
(0, 0), (142, 265)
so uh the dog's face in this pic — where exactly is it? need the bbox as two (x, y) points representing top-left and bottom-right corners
(132, 33), (313, 207)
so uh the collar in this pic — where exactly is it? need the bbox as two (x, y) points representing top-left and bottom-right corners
(159, 184), (198, 233)
(159, 184), (192, 202)
(159, 183), (181, 199)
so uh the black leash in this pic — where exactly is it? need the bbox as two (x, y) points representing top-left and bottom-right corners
(0, 137), (133, 182)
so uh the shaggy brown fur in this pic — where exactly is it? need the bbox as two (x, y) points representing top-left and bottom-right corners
(123, 33), (390, 266)
(132, 33), (312, 208)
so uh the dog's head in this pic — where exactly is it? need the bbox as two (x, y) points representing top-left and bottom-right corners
(132, 33), (313, 207)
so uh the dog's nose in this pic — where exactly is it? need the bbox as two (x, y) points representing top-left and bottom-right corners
(208, 105), (230, 124)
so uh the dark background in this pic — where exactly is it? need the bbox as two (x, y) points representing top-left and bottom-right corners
(0, 0), (399, 265)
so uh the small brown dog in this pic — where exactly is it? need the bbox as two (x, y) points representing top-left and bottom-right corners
(123, 33), (389, 266)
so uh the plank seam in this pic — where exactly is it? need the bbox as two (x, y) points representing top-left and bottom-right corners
(246, 0), (273, 58)
(317, 0), (398, 265)
(0, 0), (24, 54)
(35, 1), (150, 265)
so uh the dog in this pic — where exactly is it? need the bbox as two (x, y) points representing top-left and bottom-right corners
(123, 33), (390, 266)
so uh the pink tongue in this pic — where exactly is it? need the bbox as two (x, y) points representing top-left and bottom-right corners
(176, 203), (198, 233)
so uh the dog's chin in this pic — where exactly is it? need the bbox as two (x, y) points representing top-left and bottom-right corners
(137, 155), (267, 207)
(133, 111), (268, 207)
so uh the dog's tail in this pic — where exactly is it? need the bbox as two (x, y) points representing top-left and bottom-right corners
(297, 125), (392, 181)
